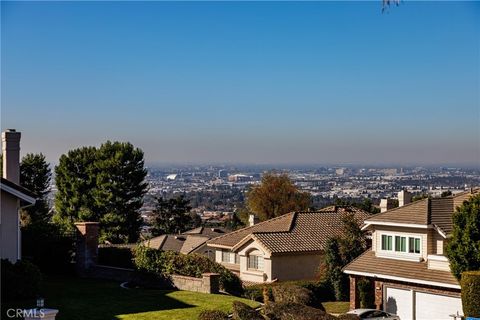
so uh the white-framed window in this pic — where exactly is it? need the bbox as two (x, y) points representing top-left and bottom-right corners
(247, 254), (264, 270)
(221, 250), (230, 263)
(408, 237), (421, 254)
(395, 236), (407, 252)
(380, 233), (421, 255)
(381, 234), (393, 251)
(234, 253), (240, 264)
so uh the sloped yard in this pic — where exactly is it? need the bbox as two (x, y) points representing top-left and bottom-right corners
(3, 276), (259, 320)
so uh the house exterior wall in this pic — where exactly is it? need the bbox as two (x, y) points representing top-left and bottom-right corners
(270, 253), (323, 281)
(0, 191), (20, 262)
(238, 241), (271, 283)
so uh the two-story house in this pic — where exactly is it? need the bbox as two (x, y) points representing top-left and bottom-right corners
(207, 206), (370, 284)
(344, 188), (479, 320)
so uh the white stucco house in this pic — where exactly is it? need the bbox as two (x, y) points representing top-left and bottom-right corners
(207, 206), (370, 284)
(1, 130), (36, 262)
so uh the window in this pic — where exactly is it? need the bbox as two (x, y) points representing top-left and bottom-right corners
(234, 253), (240, 264)
(381, 235), (392, 251)
(395, 236), (406, 252)
(247, 255), (264, 270)
(221, 250), (230, 263)
(409, 237), (421, 254)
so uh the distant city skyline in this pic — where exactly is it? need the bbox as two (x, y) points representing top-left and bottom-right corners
(1, 1), (479, 166)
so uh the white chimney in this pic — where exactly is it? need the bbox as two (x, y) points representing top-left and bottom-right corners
(380, 199), (396, 213)
(249, 214), (259, 226)
(2, 129), (21, 184)
(398, 190), (412, 207)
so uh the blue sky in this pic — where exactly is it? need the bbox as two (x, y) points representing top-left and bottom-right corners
(1, 1), (479, 166)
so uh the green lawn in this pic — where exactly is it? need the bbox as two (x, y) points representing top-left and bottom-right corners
(3, 276), (259, 320)
(321, 301), (350, 314)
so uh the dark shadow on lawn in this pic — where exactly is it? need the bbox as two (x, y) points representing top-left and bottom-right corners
(2, 276), (194, 320)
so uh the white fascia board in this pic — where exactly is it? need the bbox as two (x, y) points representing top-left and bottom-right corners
(364, 221), (431, 229)
(206, 243), (234, 250)
(1, 183), (36, 204)
(343, 270), (460, 289)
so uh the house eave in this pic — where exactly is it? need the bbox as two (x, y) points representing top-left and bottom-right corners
(1, 182), (36, 204)
(343, 270), (460, 289)
(362, 221), (431, 230)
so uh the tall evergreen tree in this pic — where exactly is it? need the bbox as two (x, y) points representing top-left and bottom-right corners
(53, 146), (98, 230)
(151, 195), (193, 236)
(94, 141), (148, 243)
(20, 153), (51, 224)
(54, 142), (147, 243)
(446, 194), (480, 280)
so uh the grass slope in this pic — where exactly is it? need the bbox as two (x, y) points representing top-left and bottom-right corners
(3, 276), (259, 320)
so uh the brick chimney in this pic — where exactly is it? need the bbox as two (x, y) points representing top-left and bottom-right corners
(2, 129), (21, 184)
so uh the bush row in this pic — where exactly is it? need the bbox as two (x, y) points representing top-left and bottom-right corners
(1, 259), (42, 301)
(133, 245), (243, 295)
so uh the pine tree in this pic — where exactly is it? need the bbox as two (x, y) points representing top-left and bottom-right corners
(20, 153), (51, 224)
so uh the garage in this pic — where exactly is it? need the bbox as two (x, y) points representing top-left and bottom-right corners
(385, 287), (413, 320)
(385, 287), (463, 320)
(415, 292), (463, 320)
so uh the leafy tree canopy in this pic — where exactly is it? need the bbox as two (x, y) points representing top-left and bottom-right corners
(446, 194), (480, 280)
(246, 172), (311, 221)
(151, 195), (193, 236)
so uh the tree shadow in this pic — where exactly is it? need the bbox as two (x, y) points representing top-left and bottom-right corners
(385, 296), (398, 315)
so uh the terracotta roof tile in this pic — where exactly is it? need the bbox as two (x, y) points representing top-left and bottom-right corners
(208, 206), (370, 254)
(344, 250), (459, 287)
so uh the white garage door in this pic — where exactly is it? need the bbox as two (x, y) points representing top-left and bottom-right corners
(415, 292), (463, 320)
(385, 287), (413, 320)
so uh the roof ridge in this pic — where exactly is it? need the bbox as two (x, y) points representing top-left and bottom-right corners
(366, 197), (429, 221)
(207, 211), (295, 243)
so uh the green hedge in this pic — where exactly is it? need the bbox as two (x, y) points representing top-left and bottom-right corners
(133, 246), (243, 295)
(461, 271), (480, 318)
(243, 280), (333, 306)
(232, 301), (263, 320)
(264, 302), (336, 320)
(98, 246), (134, 269)
(1, 259), (42, 301)
(357, 278), (374, 308)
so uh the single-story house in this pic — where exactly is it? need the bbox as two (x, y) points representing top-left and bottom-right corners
(207, 206), (370, 283)
(143, 226), (226, 259)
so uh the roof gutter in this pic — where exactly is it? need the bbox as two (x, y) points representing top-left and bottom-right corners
(362, 221), (432, 230)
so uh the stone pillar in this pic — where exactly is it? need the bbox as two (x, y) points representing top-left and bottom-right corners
(349, 275), (360, 310)
(75, 222), (99, 276)
(374, 280), (384, 310)
(202, 273), (220, 294)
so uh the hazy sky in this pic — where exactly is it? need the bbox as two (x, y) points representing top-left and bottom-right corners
(1, 1), (479, 166)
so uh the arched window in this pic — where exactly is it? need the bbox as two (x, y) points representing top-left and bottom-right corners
(247, 249), (264, 271)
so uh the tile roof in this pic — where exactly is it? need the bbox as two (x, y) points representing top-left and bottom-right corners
(208, 206), (370, 254)
(143, 226), (227, 254)
(365, 188), (479, 235)
(343, 250), (459, 288)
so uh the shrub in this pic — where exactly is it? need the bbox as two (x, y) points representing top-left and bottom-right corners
(232, 301), (263, 320)
(21, 222), (75, 274)
(133, 246), (243, 294)
(1, 259), (42, 301)
(461, 271), (480, 318)
(357, 278), (374, 308)
(271, 285), (315, 307)
(264, 302), (336, 320)
(243, 280), (333, 306)
(98, 246), (134, 269)
(198, 310), (229, 320)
